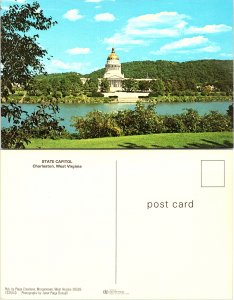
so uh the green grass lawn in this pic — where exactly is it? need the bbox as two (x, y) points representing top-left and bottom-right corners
(27, 131), (233, 149)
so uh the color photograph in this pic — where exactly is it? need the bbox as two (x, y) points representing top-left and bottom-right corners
(1, 0), (233, 149)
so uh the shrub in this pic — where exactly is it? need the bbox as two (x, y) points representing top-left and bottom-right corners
(16, 91), (25, 96)
(90, 91), (104, 97)
(71, 102), (233, 139)
(227, 104), (233, 125)
(72, 111), (122, 139)
(113, 102), (162, 135)
(200, 111), (231, 132)
(62, 90), (70, 97)
(148, 92), (160, 97)
(163, 116), (186, 133)
(72, 102), (163, 138)
(180, 109), (202, 132)
(129, 102), (162, 134)
(138, 96), (149, 99)
(46, 95), (53, 101)
(24, 95), (31, 102)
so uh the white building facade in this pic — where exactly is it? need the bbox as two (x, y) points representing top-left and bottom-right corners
(81, 48), (153, 96)
(103, 48), (125, 92)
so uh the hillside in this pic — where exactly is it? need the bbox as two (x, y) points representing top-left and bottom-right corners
(87, 59), (233, 84)
(7, 59), (231, 104)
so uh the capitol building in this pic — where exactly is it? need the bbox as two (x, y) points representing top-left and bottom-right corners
(102, 48), (152, 93)
(81, 48), (152, 98)
(103, 48), (125, 92)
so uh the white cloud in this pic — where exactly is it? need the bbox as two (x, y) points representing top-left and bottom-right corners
(63, 9), (83, 21)
(197, 45), (221, 53)
(175, 21), (188, 29)
(176, 45), (220, 54)
(151, 40), (221, 56)
(220, 53), (233, 58)
(66, 48), (91, 55)
(127, 12), (189, 28)
(186, 24), (232, 34)
(125, 28), (179, 37)
(6, 0), (26, 3)
(104, 33), (144, 45)
(103, 11), (231, 48)
(94, 13), (115, 22)
(1, 5), (9, 10)
(85, 0), (115, 2)
(47, 59), (91, 73)
(104, 11), (189, 45)
(125, 11), (188, 38)
(160, 36), (208, 51)
(106, 46), (129, 52)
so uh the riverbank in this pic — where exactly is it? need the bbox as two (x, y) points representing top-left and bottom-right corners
(26, 132), (233, 149)
(116, 95), (232, 103)
(2, 93), (232, 104)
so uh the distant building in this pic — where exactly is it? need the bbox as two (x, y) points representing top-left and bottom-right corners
(103, 48), (125, 92)
(81, 48), (153, 94)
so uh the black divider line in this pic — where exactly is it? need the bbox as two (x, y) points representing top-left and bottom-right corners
(115, 160), (118, 284)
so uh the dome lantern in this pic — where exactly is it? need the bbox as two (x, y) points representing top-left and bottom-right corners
(107, 47), (119, 60)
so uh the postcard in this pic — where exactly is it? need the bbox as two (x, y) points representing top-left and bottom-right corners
(0, 0), (233, 299)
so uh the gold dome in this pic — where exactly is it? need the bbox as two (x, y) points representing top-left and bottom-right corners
(107, 48), (119, 60)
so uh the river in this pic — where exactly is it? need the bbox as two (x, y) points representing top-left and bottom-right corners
(1, 101), (232, 133)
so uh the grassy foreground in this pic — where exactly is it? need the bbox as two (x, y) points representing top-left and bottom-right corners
(27, 132), (233, 149)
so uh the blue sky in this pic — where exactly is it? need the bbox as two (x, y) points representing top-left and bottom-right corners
(2, 0), (233, 74)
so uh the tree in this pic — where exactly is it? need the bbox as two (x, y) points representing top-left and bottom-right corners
(122, 79), (138, 92)
(66, 73), (83, 96)
(150, 79), (165, 96)
(100, 78), (110, 92)
(200, 111), (231, 132)
(163, 116), (186, 133)
(138, 80), (151, 92)
(1, 2), (64, 149)
(180, 109), (201, 132)
(227, 104), (233, 125)
(72, 111), (122, 139)
(1, 1), (57, 98)
(84, 77), (99, 95)
(1, 103), (65, 149)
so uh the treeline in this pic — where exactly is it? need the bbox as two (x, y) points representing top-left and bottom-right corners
(72, 102), (233, 139)
(5, 73), (110, 103)
(28, 72), (84, 98)
(27, 72), (102, 98)
(89, 59), (233, 94)
(120, 78), (232, 96)
(27, 71), (233, 96)
(88, 59), (232, 83)
(4, 59), (233, 104)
